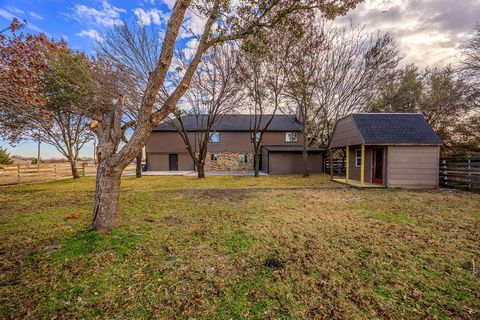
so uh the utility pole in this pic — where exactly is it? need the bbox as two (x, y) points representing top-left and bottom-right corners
(33, 133), (41, 170)
(93, 139), (97, 165)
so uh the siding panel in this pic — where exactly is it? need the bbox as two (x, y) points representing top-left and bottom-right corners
(387, 146), (439, 189)
(329, 116), (363, 149)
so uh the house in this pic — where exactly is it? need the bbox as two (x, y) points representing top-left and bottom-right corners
(328, 113), (442, 189)
(145, 114), (325, 174)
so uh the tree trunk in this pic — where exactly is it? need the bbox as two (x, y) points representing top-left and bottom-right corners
(302, 143), (309, 177)
(135, 152), (142, 178)
(69, 159), (80, 179)
(253, 146), (260, 177)
(197, 161), (206, 179)
(92, 161), (123, 232)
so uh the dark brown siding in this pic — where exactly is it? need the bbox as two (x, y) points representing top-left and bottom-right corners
(268, 152), (323, 175)
(329, 116), (363, 149)
(145, 131), (305, 154)
(261, 148), (269, 172)
(348, 147), (372, 182)
(147, 153), (194, 171)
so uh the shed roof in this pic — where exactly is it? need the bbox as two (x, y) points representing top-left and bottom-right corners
(329, 113), (442, 148)
(153, 114), (302, 132)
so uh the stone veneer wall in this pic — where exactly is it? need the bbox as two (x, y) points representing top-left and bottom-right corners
(204, 152), (254, 171)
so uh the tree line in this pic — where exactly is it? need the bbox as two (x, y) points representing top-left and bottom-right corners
(0, 1), (479, 231)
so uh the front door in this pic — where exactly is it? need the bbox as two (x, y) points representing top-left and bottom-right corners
(372, 148), (383, 185)
(169, 154), (178, 171)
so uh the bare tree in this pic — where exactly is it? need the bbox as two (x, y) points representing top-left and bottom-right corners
(461, 23), (480, 83)
(89, 0), (362, 231)
(169, 44), (243, 178)
(96, 23), (168, 178)
(285, 23), (399, 176)
(238, 30), (291, 177)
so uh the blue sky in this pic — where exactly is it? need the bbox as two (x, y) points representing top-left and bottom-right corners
(0, 0), (176, 158)
(0, 0), (479, 158)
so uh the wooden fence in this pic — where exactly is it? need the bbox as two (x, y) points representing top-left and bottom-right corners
(0, 162), (136, 186)
(439, 157), (480, 191)
(324, 158), (346, 176)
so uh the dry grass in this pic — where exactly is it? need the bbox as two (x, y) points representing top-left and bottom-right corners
(0, 175), (479, 319)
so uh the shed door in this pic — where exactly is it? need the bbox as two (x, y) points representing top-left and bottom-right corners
(169, 154), (178, 171)
(372, 148), (383, 184)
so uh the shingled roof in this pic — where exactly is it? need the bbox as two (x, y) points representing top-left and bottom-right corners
(329, 113), (442, 148)
(153, 114), (302, 132)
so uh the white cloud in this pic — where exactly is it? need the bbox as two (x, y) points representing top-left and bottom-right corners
(77, 29), (103, 41)
(73, 1), (125, 27)
(339, 0), (480, 67)
(0, 8), (14, 20)
(133, 8), (167, 26)
(29, 12), (43, 20)
(5, 6), (23, 14)
(0, 8), (49, 35)
(162, 0), (176, 9)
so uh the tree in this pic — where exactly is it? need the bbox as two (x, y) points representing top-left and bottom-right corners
(96, 23), (168, 179)
(37, 49), (95, 178)
(238, 29), (292, 177)
(0, 20), (94, 178)
(90, 0), (362, 231)
(368, 65), (477, 151)
(461, 23), (480, 84)
(0, 18), (59, 141)
(285, 23), (399, 176)
(0, 147), (12, 165)
(368, 65), (422, 113)
(170, 44), (242, 178)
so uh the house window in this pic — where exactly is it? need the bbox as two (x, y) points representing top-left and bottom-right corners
(251, 132), (261, 142)
(210, 153), (218, 161)
(239, 154), (248, 164)
(209, 132), (220, 143)
(285, 132), (298, 142)
(355, 149), (362, 167)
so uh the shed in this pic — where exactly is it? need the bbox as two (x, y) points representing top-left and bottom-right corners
(328, 113), (442, 189)
(261, 145), (325, 175)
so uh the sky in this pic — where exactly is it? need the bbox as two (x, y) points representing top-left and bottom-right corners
(0, 0), (479, 158)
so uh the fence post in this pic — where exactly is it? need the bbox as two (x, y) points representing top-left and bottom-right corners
(441, 159), (447, 187)
(82, 162), (86, 177)
(17, 164), (20, 184)
(467, 157), (472, 190)
(54, 164), (57, 180)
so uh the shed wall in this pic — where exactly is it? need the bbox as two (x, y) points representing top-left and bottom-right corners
(348, 147), (373, 183)
(329, 116), (363, 149)
(386, 146), (440, 189)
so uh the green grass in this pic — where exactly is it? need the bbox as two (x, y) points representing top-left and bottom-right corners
(0, 175), (479, 319)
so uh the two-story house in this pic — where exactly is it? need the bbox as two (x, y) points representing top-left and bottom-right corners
(145, 114), (325, 174)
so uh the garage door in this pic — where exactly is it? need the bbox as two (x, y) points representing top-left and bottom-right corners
(268, 152), (323, 174)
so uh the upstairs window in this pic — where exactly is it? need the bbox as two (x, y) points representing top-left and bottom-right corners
(285, 132), (298, 142)
(210, 153), (218, 161)
(209, 132), (220, 143)
(355, 149), (362, 167)
(251, 132), (261, 142)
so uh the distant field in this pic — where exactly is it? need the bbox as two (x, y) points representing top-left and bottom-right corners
(0, 175), (478, 319)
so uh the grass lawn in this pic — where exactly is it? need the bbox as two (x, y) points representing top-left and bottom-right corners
(0, 175), (479, 319)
